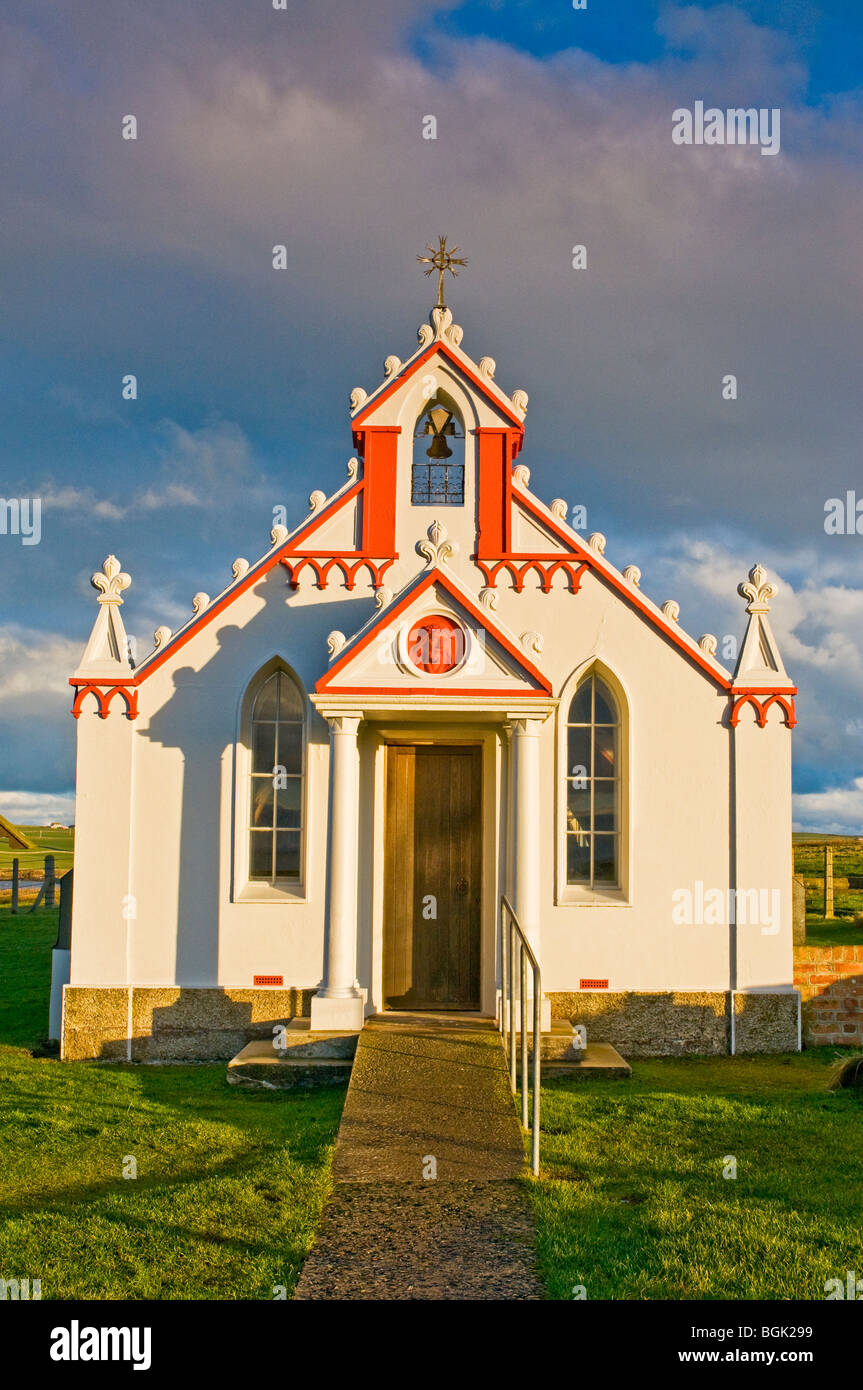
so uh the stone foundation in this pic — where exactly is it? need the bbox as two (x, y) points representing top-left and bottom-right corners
(733, 991), (800, 1053)
(794, 946), (863, 1047)
(61, 986), (315, 1061)
(549, 989), (799, 1056)
(63, 983), (806, 1061)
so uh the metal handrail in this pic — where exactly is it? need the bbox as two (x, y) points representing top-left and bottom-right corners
(499, 895), (541, 1176)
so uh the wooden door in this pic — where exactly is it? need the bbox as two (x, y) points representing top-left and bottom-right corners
(383, 745), (482, 1010)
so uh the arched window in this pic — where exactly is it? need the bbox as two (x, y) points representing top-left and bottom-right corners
(565, 673), (620, 887)
(248, 668), (305, 883)
(412, 399), (465, 504)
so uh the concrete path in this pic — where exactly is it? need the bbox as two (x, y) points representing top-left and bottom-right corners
(294, 1015), (541, 1300)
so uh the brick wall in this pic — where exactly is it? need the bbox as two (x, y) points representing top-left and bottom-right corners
(794, 946), (863, 1047)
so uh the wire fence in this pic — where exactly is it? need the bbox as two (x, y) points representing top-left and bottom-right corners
(794, 840), (863, 919)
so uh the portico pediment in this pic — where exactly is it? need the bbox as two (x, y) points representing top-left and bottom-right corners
(315, 568), (552, 698)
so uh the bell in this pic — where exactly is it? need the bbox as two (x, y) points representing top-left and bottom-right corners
(426, 432), (453, 459)
(425, 405), (454, 459)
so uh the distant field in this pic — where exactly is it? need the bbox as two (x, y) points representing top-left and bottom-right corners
(0, 826), (74, 881)
(793, 831), (863, 927)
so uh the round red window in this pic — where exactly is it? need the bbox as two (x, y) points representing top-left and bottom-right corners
(407, 615), (465, 674)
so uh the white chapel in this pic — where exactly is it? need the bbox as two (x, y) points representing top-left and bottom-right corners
(59, 247), (800, 1060)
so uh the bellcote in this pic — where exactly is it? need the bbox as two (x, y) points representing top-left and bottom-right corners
(349, 303), (528, 438)
(347, 294), (529, 561)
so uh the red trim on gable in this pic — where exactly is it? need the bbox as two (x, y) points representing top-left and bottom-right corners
(324, 685), (550, 697)
(69, 680), (139, 720)
(128, 551), (285, 684)
(122, 472), (396, 684)
(477, 557), (590, 594)
(729, 692), (797, 729)
(511, 486), (600, 558)
(504, 485), (735, 692)
(316, 568), (552, 695)
(730, 685), (799, 694)
(351, 341), (527, 430)
(280, 555), (396, 591)
(286, 479), (364, 553)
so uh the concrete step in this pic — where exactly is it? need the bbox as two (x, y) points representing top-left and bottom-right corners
(274, 1019), (360, 1059)
(541, 1042), (631, 1079)
(366, 1011), (498, 1033)
(506, 1020), (584, 1061)
(227, 1037), (356, 1090)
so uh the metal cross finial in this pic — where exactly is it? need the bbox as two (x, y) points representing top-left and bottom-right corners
(417, 235), (468, 310)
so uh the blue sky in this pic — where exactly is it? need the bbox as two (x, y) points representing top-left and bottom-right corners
(1, 0), (862, 829)
(428, 0), (863, 101)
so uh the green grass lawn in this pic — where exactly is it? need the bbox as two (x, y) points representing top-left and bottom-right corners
(5, 907), (862, 1303)
(804, 918), (863, 947)
(528, 1054), (863, 1300)
(0, 907), (345, 1300)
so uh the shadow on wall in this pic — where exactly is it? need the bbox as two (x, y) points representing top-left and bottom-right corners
(61, 985), (316, 1061)
(549, 988), (801, 1056)
(140, 569), (371, 988)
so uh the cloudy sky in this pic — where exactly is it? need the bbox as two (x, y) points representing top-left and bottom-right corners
(1, 0), (861, 830)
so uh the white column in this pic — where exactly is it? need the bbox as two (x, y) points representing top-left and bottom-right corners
(498, 722), (514, 1029)
(310, 715), (365, 1031)
(512, 716), (550, 1030)
(512, 718), (542, 952)
(502, 723), (515, 905)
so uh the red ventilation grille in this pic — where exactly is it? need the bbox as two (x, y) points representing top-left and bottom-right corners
(254, 974), (284, 987)
(580, 978), (609, 990)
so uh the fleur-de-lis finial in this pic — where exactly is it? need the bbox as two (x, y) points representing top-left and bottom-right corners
(416, 520), (455, 568)
(738, 563), (777, 614)
(91, 555), (131, 605)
